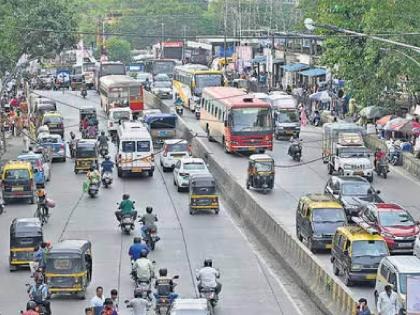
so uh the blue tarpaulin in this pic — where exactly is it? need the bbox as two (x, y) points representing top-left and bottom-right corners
(298, 68), (327, 77)
(252, 55), (267, 64)
(281, 63), (309, 72)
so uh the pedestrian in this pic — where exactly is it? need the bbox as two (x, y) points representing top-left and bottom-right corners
(377, 284), (399, 315)
(22, 127), (29, 151)
(90, 286), (105, 310)
(125, 287), (151, 315)
(356, 298), (371, 315)
(102, 298), (118, 315)
(299, 105), (308, 127)
(110, 289), (118, 311)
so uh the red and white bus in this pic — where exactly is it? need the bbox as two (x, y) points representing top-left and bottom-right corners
(99, 75), (144, 116)
(200, 87), (273, 153)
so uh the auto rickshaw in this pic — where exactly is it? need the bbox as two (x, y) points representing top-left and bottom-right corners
(74, 140), (98, 174)
(79, 107), (97, 131)
(246, 154), (275, 193)
(9, 218), (43, 271)
(189, 173), (219, 215)
(45, 239), (92, 299)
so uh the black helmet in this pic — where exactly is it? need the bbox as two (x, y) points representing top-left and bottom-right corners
(89, 166), (95, 172)
(134, 237), (142, 244)
(123, 194), (130, 200)
(105, 155), (110, 160)
(159, 268), (168, 277)
(204, 258), (212, 267)
(140, 250), (148, 258)
(146, 206), (153, 214)
(134, 287), (143, 298)
(26, 300), (37, 311)
(101, 131), (105, 136)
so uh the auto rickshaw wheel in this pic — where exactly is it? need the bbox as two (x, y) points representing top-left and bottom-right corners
(117, 168), (122, 178)
(189, 206), (194, 215)
(77, 290), (86, 300)
(215, 208), (219, 215)
(30, 197), (35, 204)
(9, 263), (17, 272)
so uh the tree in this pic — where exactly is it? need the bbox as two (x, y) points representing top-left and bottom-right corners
(299, 0), (420, 108)
(106, 38), (132, 63)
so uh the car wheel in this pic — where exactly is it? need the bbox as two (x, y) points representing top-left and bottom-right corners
(308, 237), (316, 253)
(338, 168), (344, 176)
(332, 260), (340, 276)
(328, 163), (333, 175)
(177, 186), (182, 192)
(374, 291), (378, 307)
(344, 269), (353, 287)
(117, 168), (122, 178)
(296, 227), (303, 242)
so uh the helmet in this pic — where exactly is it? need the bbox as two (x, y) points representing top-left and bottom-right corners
(37, 189), (46, 197)
(123, 194), (130, 200)
(101, 131), (105, 136)
(105, 155), (110, 160)
(204, 258), (212, 267)
(26, 300), (37, 311)
(133, 237), (142, 244)
(140, 250), (148, 258)
(146, 206), (153, 214)
(134, 287), (144, 298)
(159, 268), (168, 277)
(89, 166), (96, 172)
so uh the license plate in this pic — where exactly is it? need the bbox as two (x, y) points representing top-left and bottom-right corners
(159, 130), (168, 136)
(285, 130), (294, 134)
(354, 171), (364, 176)
(365, 274), (376, 280)
(249, 147), (256, 151)
(398, 242), (412, 248)
(171, 154), (185, 159)
(132, 167), (142, 173)
(325, 244), (332, 249)
(12, 186), (23, 191)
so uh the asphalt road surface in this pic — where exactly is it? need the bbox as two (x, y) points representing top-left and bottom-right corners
(0, 90), (322, 315)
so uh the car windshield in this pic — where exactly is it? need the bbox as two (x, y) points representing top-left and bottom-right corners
(351, 240), (389, 257)
(312, 208), (346, 223)
(184, 162), (205, 171)
(341, 182), (371, 196)
(275, 110), (299, 123)
(5, 169), (30, 180)
(39, 137), (60, 144)
(112, 111), (130, 120)
(195, 74), (222, 90)
(167, 143), (188, 152)
(378, 211), (415, 227)
(154, 81), (171, 88)
(46, 254), (82, 273)
(255, 161), (273, 172)
(43, 116), (63, 124)
(230, 108), (272, 133)
(399, 273), (420, 295)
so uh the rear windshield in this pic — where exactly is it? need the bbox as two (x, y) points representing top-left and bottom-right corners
(184, 162), (205, 171)
(312, 208), (346, 222)
(76, 146), (95, 157)
(351, 240), (388, 257)
(18, 158), (40, 169)
(37, 104), (56, 112)
(4, 169), (30, 180)
(14, 236), (42, 247)
(112, 111), (130, 121)
(122, 141), (151, 153)
(39, 137), (60, 144)
(167, 143), (188, 152)
(43, 116), (63, 124)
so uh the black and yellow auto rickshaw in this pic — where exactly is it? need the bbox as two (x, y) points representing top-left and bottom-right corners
(79, 107), (97, 131)
(189, 173), (219, 215)
(246, 154), (275, 193)
(9, 218), (43, 271)
(74, 140), (98, 174)
(45, 239), (92, 299)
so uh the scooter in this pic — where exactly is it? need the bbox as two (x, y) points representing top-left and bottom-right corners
(88, 181), (100, 198)
(200, 286), (218, 309)
(120, 215), (135, 234)
(175, 104), (183, 116)
(141, 223), (160, 250)
(102, 172), (113, 188)
(375, 158), (389, 179)
(135, 280), (153, 301)
(81, 88), (87, 98)
(288, 140), (302, 162)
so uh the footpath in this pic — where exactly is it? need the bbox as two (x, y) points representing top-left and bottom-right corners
(0, 134), (26, 163)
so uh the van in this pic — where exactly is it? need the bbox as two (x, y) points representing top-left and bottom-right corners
(116, 121), (154, 177)
(331, 226), (389, 286)
(296, 194), (346, 252)
(2, 161), (36, 204)
(107, 107), (132, 136)
(374, 256), (420, 315)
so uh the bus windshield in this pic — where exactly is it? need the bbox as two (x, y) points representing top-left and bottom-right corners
(101, 64), (125, 76)
(153, 62), (175, 75)
(195, 74), (222, 90)
(230, 108), (272, 133)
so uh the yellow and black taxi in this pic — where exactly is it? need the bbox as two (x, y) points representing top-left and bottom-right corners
(45, 239), (92, 299)
(41, 111), (65, 138)
(2, 160), (37, 204)
(296, 194), (347, 252)
(331, 226), (389, 286)
(74, 140), (98, 174)
(9, 218), (43, 271)
(189, 173), (219, 215)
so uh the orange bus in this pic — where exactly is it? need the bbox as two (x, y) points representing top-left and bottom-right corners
(200, 87), (273, 153)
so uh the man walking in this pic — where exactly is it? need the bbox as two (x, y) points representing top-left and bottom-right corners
(377, 284), (399, 315)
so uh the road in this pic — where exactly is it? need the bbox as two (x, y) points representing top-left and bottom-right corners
(160, 97), (420, 311)
(0, 90), (322, 315)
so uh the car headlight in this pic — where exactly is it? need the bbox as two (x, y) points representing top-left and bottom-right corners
(312, 234), (323, 239)
(351, 264), (363, 271)
(346, 204), (359, 209)
(381, 232), (394, 239)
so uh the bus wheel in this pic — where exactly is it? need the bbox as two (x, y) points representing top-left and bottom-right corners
(223, 138), (230, 153)
(207, 129), (214, 142)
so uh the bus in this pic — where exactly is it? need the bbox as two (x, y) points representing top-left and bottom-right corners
(99, 75), (144, 116)
(200, 87), (273, 154)
(144, 59), (178, 78)
(71, 62), (96, 89)
(95, 61), (126, 91)
(173, 64), (224, 111)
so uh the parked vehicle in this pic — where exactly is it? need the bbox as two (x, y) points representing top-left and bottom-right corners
(2, 161), (37, 204)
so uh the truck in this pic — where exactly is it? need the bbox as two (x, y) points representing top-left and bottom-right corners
(322, 123), (374, 182)
(267, 93), (300, 139)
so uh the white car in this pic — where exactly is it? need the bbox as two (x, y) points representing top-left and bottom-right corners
(173, 157), (209, 192)
(414, 235), (420, 258)
(160, 139), (191, 172)
(170, 298), (210, 315)
(108, 108), (132, 134)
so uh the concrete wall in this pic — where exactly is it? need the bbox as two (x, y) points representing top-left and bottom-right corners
(146, 91), (358, 315)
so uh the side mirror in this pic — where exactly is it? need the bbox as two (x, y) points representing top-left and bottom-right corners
(133, 201), (135, 204)
(124, 300), (129, 304)
(376, 190), (381, 194)
(173, 275), (180, 279)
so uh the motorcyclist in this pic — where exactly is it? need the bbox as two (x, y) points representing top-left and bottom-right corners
(133, 250), (154, 283)
(129, 237), (150, 262)
(22, 300), (39, 315)
(98, 131), (109, 150)
(36, 189), (49, 218)
(101, 156), (114, 176)
(196, 259), (222, 296)
(288, 136), (302, 157)
(374, 147), (386, 169)
(125, 287), (152, 315)
(154, 268), (178, 303)
(29, 278), (51, 315)
(312, 110), (321, 126)
(115, 194), (137, 222)
(140, 206), (158, 239)
(87, 166), (101, 186)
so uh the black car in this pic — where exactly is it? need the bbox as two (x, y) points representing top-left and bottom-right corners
(324, 176), (383, 217)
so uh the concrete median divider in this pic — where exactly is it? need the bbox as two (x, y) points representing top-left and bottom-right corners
(146, 92), (358, 315)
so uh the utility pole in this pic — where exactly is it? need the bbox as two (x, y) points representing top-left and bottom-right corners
(223, 0), (228, 71)
(161, 21), (165, 59)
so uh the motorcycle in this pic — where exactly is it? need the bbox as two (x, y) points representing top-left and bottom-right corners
(0, 199), (4, 215)
(99, 145), (108, 159)
(88, 180), (100, 198)
(288, 140), (302, 162)
(175, 104), (183, 116)
(375, 158), (389, 179)
(200, 286), (218, 309)
(141, 223), (160, 250)
(135, 280), (153, 301)
(81, 88), (87, 98)
(120, 215), (135, 234)
(155, 276), (179, 315)
(25, 283), (51, 315)
(102, 172), (113, 188)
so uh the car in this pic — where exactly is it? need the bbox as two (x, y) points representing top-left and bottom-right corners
(107, 107), (132, 136)
(374, 256), (420, 315)
(415, 234), (420, 259)
(160, 139), (191, 172)
(41, 111), (65, 138)
(151, 81), (173, 99)
(38, 134), (66, 162)
(359, 203), (419, 254)
(135, 72), (153, 85)
(169, 298), (211, 315)
(154, 73), (171, 82)
(173, 157), (209, 192)
(324, 176), (383, 217)
(331, 226), (389, 286)
(17, 153), (51, 187)
(296, 194), (347, 252)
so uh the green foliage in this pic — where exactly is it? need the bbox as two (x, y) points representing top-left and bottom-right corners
(106, 38), (132, 63)
(300, 0), (420, 107)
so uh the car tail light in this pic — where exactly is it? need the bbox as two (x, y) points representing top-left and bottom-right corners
(188, 144), (192, 155)
(59, 123), (64, 128)
(109, 122), (113, 127)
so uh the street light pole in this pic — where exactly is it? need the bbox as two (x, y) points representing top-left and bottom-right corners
(223, 0), (228, 72)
